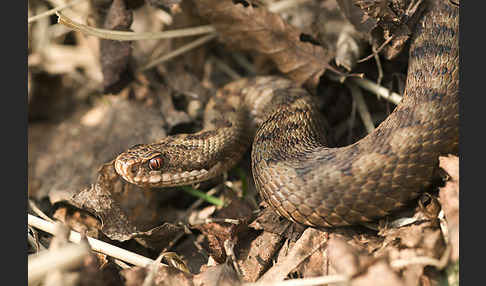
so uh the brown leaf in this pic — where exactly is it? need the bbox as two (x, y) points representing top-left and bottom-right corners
(353, 0), (399, 23)
(53, 205), (102, 239)
(152, 266), (195, 286)
(328, 235), (362, 276)
(375, 220), (447, 286)
(258, 228), (328, 283)
(121, 265), (194, 286)
(195, 0), (335, 89)
(249, 204), (306, 240)
(439, 155), (459, 262)
(352, 260), (405, 286)
(121, 267), (147, 286)
(237, 230), (285, 282)
(71, 162), (186, 247)
(313, 4), (366, 71)
(194, 263), (241, 286)
(338, 0), (425, 60)
(440, 155), (459, 183)
(193, 221), (247, 264)
(336, 0), (377, 34)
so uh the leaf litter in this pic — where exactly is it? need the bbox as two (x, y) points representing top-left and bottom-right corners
(28, 0), (459, 285)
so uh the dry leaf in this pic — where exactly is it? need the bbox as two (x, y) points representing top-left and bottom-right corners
(336, 0), (377, 35)
(193, 221), (244, 264)
(439, 155), (459, 262)
(313, 3), (366, 71)
(122, 265), (194, 286)
(194, 263), (241, 286)
(354, 0), (399, 23)
(258, 228), (328, 283)
(352, 260), (405, 286)
(72, 162), (186, 247)
(195, 0), (335, 89)
(337, 0), (425, 59)
(237, 230), (285, 282)
(328, 235), (362, 276)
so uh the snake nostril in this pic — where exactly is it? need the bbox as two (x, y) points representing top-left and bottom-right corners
(131, 165), (138, 175)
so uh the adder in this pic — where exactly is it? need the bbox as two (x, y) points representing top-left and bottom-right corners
(114, 0), (459, 227)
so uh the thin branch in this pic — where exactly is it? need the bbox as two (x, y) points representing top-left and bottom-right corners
(29, 0), (86, 23)
(28, 214), (159, 267)
(56, 11), (216, 41)
(347, 82), (375, 134)
(350, 77), (402, 105)
(53, 0), (310, 42)
(211, 56), (242, 80)
(139, 33), (217, 71)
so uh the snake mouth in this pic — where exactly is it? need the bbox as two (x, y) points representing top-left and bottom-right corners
(114, 158), (213, 188)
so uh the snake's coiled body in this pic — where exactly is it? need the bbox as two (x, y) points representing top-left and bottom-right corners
(115, 0), (458, 227)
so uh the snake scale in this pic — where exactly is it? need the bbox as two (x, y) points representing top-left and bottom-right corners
(115, 0), (458, 227)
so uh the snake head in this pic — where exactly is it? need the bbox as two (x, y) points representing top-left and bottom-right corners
(114, 143), (212, 188)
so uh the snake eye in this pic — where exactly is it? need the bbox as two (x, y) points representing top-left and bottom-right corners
(148, 156), (163, 170)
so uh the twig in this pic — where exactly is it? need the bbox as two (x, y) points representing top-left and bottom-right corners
(224, 240), (243, 277)
(373, 46), (384, 85)
(231, 53), (257, 75)
(28, 0), (86, 23)
(211, 56), (242, 80)
(139, 33), (218, 71)
(28, 200), (54, 223)
(347, 93), (357, 144)
(357, 36), (394, 63)
(28, 214), (158, 267)
(54, 0), (311, 41)
(350, 77), (402, 105)
(347, 82), (375, 134)
(56, 11), (216, 41)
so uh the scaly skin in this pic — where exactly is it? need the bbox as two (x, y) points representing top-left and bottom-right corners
(115, 0), (458, 227)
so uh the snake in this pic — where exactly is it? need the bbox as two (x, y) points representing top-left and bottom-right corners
(114, 0), (458, 227)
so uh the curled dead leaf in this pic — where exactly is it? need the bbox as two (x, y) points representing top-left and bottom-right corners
(195, 0), (335, 89)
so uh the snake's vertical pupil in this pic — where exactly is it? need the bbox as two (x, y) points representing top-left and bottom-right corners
(149, 156), (163, 170)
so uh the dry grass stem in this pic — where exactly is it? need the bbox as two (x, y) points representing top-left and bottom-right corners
(139, 33), (217, 71)
(29, 0), (86, 23)
(57, 11), (216, 41)
(29, 200), (55, 223)
(347, 82), (375, 133)
(231, 53), (257, 75)
(28, 214), (158, 267)
(211, 56), (242, 80)
(350, 77), (402, 105)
